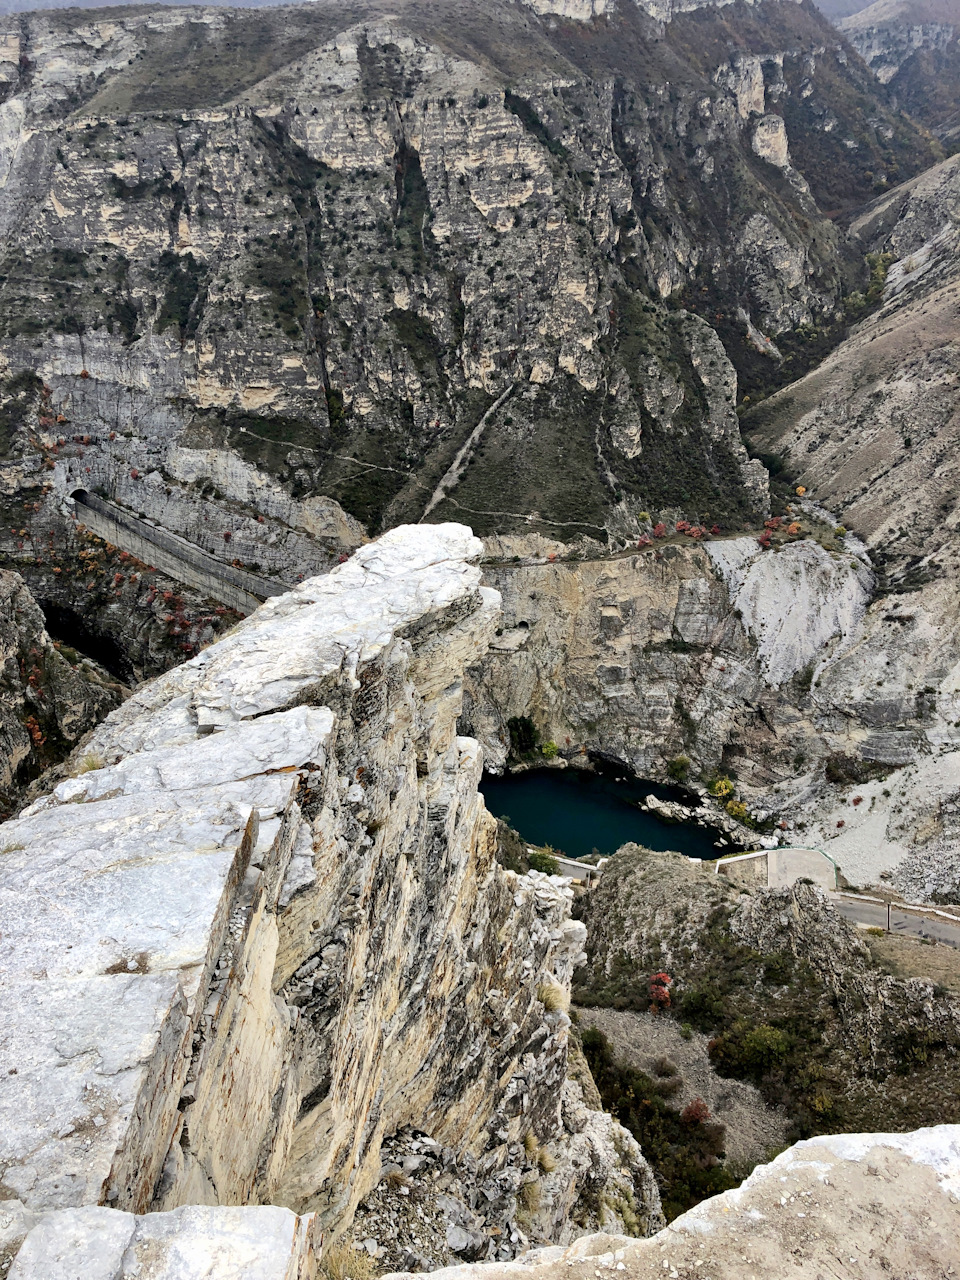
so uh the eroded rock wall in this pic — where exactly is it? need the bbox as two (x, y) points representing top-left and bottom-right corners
(0, 0), (936, 603)
(0, 522), (660, 1268)
(0, 567), (122, 814)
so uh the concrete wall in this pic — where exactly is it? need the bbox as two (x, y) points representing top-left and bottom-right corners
(551, 853), (606, 885)
(70, 492), (284, 616)
(717, 847), (837, 891)
(717, 852), (768, 889)
(768, 847), (837, 891)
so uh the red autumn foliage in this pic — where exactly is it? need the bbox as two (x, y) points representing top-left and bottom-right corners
(652, 523), (667, 538)
(852, 796), (863, 806)
(648, 971), (673, 1013)
(681, 1098), (711, 1124)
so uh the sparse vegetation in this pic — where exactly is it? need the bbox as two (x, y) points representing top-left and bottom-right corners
(321, 1241), (378, 1280)
(574, 848), (960, 1149)
(527, 848), (561, 875)
(74, 751), (106, 775)
(537, 978), (569, 1013)
(666, 755), (690, 783)
(581, 1026), (737, 1221)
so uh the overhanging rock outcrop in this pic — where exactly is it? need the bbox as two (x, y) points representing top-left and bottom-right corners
(0, 522), (660, 1270)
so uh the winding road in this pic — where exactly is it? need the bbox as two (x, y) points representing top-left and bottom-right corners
(830, 893), (960, 949)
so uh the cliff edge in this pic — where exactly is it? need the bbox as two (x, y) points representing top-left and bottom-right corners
(0, 522), (659, 1274)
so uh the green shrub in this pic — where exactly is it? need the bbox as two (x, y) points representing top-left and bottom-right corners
(707, 776), (734, 798)
(666, 755), (690, 782)
(541, 739), (559, 759)
(710, 1022), (791, 1080)
(528, 848), (561, 875)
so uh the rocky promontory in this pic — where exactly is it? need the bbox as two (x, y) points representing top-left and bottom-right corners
(0, 523), (660, 1273)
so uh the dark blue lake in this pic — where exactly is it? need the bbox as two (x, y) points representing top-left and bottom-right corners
(479, 768), (721, 861)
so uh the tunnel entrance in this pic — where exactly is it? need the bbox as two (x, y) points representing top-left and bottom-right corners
(39, 601), (133, 684)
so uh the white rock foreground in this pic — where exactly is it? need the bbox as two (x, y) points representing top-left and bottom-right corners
(1, 524), (958, 1278)
(5, 1127), (960, 1278)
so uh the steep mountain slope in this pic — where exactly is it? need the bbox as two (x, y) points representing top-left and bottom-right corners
(0, 0), (933, 589)
(744, 150), (960, 895)
(840, 0), (960, 145)
(574, 847), (960, 1137)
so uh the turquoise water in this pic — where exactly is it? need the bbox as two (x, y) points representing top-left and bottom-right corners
(479, 768), (721, 861)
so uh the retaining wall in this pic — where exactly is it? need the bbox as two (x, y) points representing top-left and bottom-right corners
(70, 491), (284, 616)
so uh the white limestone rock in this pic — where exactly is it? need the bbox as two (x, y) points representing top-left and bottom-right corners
(707, 537), (873, 687)
(1, 522), (658, 1263)
(12, 1125), (956, 1279)
(8, 1204), (319, 1280)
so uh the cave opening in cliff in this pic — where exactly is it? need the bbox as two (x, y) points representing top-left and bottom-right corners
(38, 600), (133, 683)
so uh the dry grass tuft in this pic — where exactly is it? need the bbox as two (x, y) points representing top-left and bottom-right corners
(537, 979), (569, 1013)
(73, 750), (105, 776)
(321, 1241), (378, 1280)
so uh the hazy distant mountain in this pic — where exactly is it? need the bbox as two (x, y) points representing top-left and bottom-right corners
(840, 0), (960, 143)
(813, 0), (876, 17)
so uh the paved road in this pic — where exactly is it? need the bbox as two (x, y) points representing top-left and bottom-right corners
(830, 894), (960, 949)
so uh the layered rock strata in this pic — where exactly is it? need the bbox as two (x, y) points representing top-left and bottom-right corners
(0, 0), (933, 607)
(0, 522), (659, 1267)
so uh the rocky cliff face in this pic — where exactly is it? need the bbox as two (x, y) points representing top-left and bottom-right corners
(458, 138), (960, 900)
(0, 0), (934, 611)
(840, 0), (960, 144)
(0, 566), (121, 814)
(744, 149), (960, 897)
(0, 522), (660, 1271)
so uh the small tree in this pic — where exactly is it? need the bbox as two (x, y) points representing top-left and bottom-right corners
(649, 971), (672, 1012)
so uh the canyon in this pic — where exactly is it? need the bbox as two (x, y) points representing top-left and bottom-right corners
(0, 0), (955, 895)
(0, 522), (957, 1276)
(1, 0), (960, 1273)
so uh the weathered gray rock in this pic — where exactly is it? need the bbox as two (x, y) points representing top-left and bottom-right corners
(7, 1127), (960, 1279)
(0, 522), (659, 1261)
